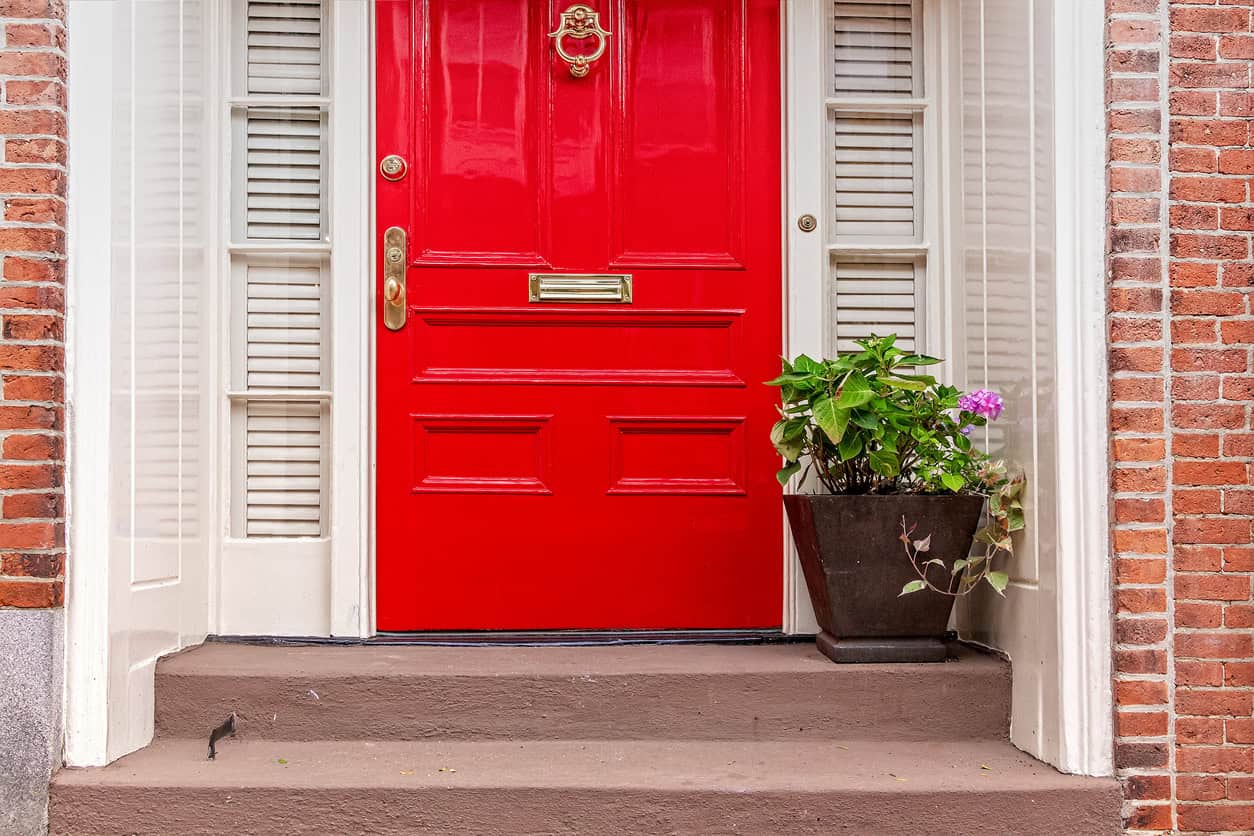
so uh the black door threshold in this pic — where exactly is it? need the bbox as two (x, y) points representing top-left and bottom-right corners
(209, 628), (808, 648)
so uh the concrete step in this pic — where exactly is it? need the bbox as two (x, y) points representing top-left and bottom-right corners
(50, 738), (1120, 836)
(153, 642), (1011, 743)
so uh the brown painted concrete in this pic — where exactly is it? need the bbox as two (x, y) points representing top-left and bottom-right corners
(153, 642), (1012, 742)
(52, 644), (1120, 834)
(51, 738), (1120, 835)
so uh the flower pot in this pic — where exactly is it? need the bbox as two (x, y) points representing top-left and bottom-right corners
(784, 493), (986, 663)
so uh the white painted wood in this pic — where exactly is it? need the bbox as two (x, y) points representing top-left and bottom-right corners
(65, 0), (115, 767)
(215, 0), (374, 636)
(65, 0), (215, 765)
(245, 0), (324, 96)
(1051, 0), (1113, 778)
(953, 0), (1111, 777)
(327, 0), (374, 637)
(783, 0), (827, 634)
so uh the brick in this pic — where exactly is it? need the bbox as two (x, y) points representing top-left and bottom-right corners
(1174, 517), (1253, 545)
(1124, 804), (1172, 831)
(1113, 439), (1167, 463)
(1178, 660), (1224, 687)
(1175, 461), (1247, 486)
(1176, 689), (1254, 717)
(0, 578), (59, 607)
(1176, 747), (1254, 774)
(1178, 576), (1248, 601)
(0, 0), (68, 610)
(1117, 679), (1168, 707)
(1125, 774), (1172, 801)
(1178, 775), (1227, 802)
(1170, 7), (1251, 34)
(1179, 805), (1254, 832)
(1177, 546), (1223, 572)
(1179, 717), (1225, 745)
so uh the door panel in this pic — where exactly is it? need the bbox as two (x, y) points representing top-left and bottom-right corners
(376, 0), (782, 631)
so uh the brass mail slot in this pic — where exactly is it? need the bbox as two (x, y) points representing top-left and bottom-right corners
(528, 273), (632, 303)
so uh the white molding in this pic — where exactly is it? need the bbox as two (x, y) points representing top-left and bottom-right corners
(64, 0), (116, 767)
(782, 0), (824, 634)
(328, 0), (373, 637)
(1052, 0), (1113, 778)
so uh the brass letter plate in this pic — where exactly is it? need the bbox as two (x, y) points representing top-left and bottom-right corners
(528, 273), (632, 303)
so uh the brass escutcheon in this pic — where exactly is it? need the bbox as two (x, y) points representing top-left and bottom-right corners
(549, 4), (610, 78)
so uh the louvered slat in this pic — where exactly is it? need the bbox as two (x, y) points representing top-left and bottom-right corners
(245, 111), (324, 240)
(247, 0), (323, 95)
(832, 0), (917, 96)
(832, 260), (919, 352)
(245, 401), (323, 537)
(833, 114), (917, 239)
(245, 262), (322, 390)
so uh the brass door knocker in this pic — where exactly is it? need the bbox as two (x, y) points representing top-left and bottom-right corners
(550, 4), (610, 78)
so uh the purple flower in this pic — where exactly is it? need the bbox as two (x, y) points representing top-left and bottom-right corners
(959, 389), (1004, 420)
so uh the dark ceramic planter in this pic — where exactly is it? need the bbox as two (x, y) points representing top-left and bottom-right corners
(784, 493), (986, 663)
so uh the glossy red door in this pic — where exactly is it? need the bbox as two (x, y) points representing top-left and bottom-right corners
(376, 0), (782, 630)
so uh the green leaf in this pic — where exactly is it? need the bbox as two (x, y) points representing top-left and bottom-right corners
(793, 354), (823, 375)
(765, 372), (813, 387)
(867, 447), (900, 477)
(951, 559), (968, 575)
(812, 397), (850, 444)
(899, 580), (927, 596)
(850, 410), (879, 430)
(913, 534), (933, 552)
(940, 473), (965, 493)
(836, 371), (875, 409)
(985, 571), (1010, 595)
(900, 354), (942, 366)
(837, 433), (863, 461)
(882, 376), (929, 392)
(776, 461), (802, 486)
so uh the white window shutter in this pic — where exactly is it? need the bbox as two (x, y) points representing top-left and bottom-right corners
(833, 114), (917, 239)
(245, 111), (324, 241)
(832, 0), (918, 96)
(245, 401), (323, 537)
(245, 262), (323, 390)
(246, 0), (323, 95)
(832, 259), (920, 353)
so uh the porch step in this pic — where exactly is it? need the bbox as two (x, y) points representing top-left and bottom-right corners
(50, 738), (1120, 835)
(152, 642), (1012, 742)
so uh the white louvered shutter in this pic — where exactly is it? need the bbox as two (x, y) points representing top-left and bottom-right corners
(231, 0), (330, 541)
(245, 111), (324, 241)
(246, 0), (323, 95)
(828, 0), (925, 356)
(832, 260), (920, 352)
(246, 262), (322, 390)
(245, 401), (323, 537)
(833, 114), (917, 239)
(240, 261), (324, 537)
(832, 0), (917, 96)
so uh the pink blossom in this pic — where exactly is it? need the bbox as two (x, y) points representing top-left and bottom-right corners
(959, 389), (1004, 421)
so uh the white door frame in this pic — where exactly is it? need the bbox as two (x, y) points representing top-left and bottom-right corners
(66, 0), (1110, 774)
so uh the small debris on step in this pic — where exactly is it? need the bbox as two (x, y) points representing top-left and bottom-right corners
(207, 712), (237, 761)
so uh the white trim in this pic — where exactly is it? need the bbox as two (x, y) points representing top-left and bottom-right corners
(1052, 0), (1113, 778)
(782, 0), (824, 634)
(64, 0), (115, 766)
(327, 0), (373, 637)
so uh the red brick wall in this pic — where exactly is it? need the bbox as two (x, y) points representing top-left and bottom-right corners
(0, 0), (64, 610)
(1110, 0), (1254, 831)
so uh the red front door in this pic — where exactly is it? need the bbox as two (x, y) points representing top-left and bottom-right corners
(376, 0), (782, 631)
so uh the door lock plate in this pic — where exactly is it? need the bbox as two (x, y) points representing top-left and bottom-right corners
(382, 226), (407, 331)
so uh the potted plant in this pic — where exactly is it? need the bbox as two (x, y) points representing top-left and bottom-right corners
(768, 335), (1024, 663)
